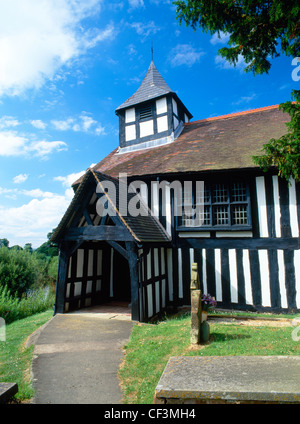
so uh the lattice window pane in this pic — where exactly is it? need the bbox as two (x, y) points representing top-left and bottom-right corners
(179, 180), (250, 228)
(196, 185), (209, 204)
(232, 205), (248, 225)
(182, 206), (194, 227)
(213, 184), (228, 203)
(231, 182), (247, 202)
(194, 205), (210, 226)
(213, 205), (229, 225)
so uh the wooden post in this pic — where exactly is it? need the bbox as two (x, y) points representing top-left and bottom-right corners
(54, 248), (69, 314)
(190, 263), (201, 344)
(126, 241), (140, 321)
(54, 241), (83, 315)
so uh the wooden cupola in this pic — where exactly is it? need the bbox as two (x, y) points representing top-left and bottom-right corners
(115, 61), (193, 153)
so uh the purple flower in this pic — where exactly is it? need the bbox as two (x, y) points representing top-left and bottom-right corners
(201, 293), (217, 311)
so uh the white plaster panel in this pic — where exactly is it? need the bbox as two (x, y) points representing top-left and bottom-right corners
(157, 115), (168, 133)
(125, 107), (135, 123)
(156, 97), (167, 114)
(140, 120), (154, 137)
(125, 124), (136, 141)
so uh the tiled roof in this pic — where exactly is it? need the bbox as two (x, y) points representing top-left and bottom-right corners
(76, 105), (289, 182)
(115, 61), (173, 111)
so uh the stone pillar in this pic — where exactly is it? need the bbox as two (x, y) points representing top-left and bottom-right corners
(190, 263), (202, 345)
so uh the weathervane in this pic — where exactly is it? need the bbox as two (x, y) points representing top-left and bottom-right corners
(151, 40), (153, 62)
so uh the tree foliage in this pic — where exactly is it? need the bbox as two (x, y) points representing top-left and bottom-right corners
(0, 233), (59, 298)
(35, 229), (58, 259)
(174, 0), (300, 182)
(0, 247), (42, 297)
(253, 90), (300, 182)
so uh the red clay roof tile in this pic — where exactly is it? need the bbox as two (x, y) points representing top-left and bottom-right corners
(74, 105), (289, 185)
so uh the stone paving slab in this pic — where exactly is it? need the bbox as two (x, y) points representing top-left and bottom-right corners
(155, 356), (300, 404)
(0, 383), (18, 404)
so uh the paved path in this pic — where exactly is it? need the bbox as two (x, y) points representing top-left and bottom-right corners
(28, 304), (134, 404)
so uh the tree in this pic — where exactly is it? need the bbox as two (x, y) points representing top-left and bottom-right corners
(253, 89), (300, 182)
(24, 243), (33, 254)
(35, 229), (58, 259)
(0, 238), (9, 248)
(0, 247), (37, 297)
(174, 0), (300, 182)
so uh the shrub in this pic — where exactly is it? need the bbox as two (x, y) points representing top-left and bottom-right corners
(0, 285), (54, 324)
(0, 247), (35, 297)
(0, 247), (50, 297)
(47, 256), (59, 282)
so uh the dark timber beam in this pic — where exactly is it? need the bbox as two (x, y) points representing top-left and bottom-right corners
(106, 241), (128, 260)
(54, 249), (69, 314)
(178, 237), (300, 250)
(83, 208), (93, 226)
(64, 225), (135, 242)
(126, 241), (140, 321)
(54, 240), (83, 314)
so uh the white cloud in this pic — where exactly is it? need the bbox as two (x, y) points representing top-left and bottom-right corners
(54, 170), (86, 188)
(51, 118), (74, 131)
(169, 44), (205, 67)
(51, 113), (106, 135)
(30, 120), (47, 130)
(0, 168), (98, 248)
(22, 189), (57, 198)
(13, 174), (29, 184)
(0, 171), (83, 247)
(0, 186), (63, 199)
(128, 0), (145, 8)
(232, 93), (257, 105)
(210, 31), (230, 45)
(130, 21), (160, 39)
(0, 130), (67, 158)
(95, 125), (106, 135)
(0, 0), (114, 97)
(0, 116), (20, 129)
(215, 54), (246, 71)
(82, 23), (117, 49)
(81, 115), (97, 131)
(0, 194), (72, 248)
(0, 131), (28, 156)
(28, 140), (68, 158)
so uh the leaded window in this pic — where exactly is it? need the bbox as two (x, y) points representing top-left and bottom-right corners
(179, 180), (251, 229)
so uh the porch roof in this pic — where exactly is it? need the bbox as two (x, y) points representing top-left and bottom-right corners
(51, 169), (171, 245)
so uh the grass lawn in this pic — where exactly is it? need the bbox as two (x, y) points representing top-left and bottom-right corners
(1, 308), (299, 404)
(0, 309), (53, 401)
(119, 312), (300, 404)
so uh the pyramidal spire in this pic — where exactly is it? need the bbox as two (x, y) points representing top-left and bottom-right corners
(116, 61), (172, 111)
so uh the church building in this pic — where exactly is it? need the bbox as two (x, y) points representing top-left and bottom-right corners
(52, 61), (300, 321)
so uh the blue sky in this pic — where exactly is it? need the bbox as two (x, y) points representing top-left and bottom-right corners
(0, 0), (298, 248)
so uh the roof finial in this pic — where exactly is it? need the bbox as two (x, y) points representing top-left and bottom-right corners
(151, 40), (153, 62)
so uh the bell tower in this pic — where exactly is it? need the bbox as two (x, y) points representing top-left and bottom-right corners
(115, 61), (192, 153)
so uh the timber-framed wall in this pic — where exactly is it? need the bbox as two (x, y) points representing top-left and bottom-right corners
(53, 168), (300, 322)
(132, 170), (300, 313)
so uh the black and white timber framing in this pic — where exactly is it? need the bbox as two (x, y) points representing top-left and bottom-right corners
(145, 171), (300, 314)
(52, 170), (172, 321)
(52, 61), (300, 322)
(52, 168), (300, 321)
